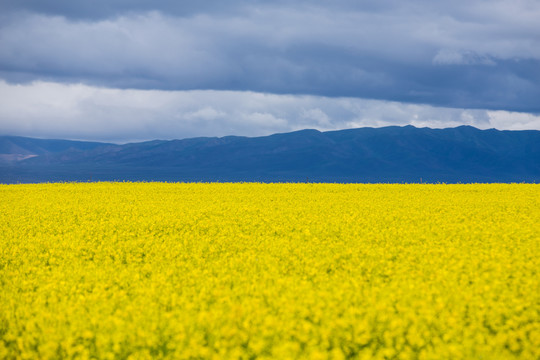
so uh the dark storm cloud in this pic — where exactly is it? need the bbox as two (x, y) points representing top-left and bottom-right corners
(0, 0), (539, 112)
(0, 1), (397, 20)
(0, 0), (237, 19)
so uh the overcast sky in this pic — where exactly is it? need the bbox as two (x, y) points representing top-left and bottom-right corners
(1, 0), (539, 142)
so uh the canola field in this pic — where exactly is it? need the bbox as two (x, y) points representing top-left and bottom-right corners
(1, 183), (539, 359)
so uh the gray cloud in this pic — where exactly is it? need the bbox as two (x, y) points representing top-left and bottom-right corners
(1, 81), (538, 143)
(0, 0), (237, 20)
(1, 1), (539, 112)
(432, 50), (496, 66)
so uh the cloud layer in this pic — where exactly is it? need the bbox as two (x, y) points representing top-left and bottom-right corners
(1, 1), (540, 112)
(1, 81), (538, 143)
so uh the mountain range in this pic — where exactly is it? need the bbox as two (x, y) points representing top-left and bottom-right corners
(1, 126), (539, 183)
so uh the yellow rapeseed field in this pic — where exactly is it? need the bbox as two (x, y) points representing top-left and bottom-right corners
(1, 183), (539, 359)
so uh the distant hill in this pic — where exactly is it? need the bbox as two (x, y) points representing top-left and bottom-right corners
(0, 136), (113, 164)
(1, 126), (539, 183)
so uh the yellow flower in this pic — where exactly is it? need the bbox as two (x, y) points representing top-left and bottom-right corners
(0, 183), (538, 359)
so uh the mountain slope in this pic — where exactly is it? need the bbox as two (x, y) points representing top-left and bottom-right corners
(0, 136), (113, 164)
(1, 126), (539, 183)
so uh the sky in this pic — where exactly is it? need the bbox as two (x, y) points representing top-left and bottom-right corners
(0, 0), (539, 143)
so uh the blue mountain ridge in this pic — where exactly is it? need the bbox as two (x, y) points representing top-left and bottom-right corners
(1, 125), (539, 183)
